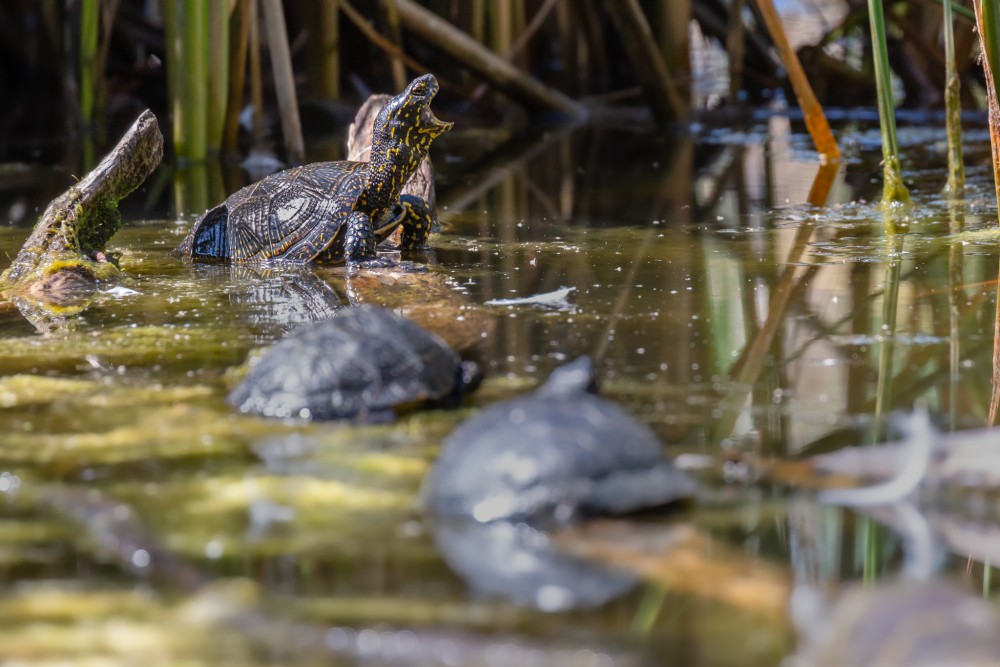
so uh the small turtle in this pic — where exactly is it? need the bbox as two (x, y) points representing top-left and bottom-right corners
(178, 75), (452, 265)
(228, 305), (479, 420)
(791, 581), (1000, 667)
(424, 357), (696, 523)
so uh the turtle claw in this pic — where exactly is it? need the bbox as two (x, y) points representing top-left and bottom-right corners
(393, 259), (429, 273)
(347, 256), (398, 270)
(345, 256), (429, 273)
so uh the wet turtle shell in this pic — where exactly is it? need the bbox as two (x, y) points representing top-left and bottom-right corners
(177, 161), (400, 263)
(228, 305), (473, 420)
(424, 357), (696, 523)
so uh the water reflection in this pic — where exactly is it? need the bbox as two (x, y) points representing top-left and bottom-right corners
(192, 263), (343, 342)
(2, 116), (1000, 665)
(432, 519), (637, 611)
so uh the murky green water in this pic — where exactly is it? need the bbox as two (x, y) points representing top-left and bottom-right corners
(2, 119), (1000, 665)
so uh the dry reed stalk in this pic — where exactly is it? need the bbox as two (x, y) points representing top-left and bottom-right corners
(753, 0), (840, 163)
(261, 0), (305, 163)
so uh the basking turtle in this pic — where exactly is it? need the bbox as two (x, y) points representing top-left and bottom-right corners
(424, 357), (697, 524)
(178, 74), (452, 265)
(228, 305), (479, 420)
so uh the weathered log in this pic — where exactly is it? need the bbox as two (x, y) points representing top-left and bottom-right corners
(0, 110), (163, 302)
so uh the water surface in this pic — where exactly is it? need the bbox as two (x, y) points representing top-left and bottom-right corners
(1, 116), (998, 665)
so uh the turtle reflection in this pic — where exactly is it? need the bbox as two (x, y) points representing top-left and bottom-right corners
(192, 263), (343, 342)
(432, 518), (637, 612)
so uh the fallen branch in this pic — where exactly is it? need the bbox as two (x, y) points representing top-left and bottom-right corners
(390, 0), (588, 120)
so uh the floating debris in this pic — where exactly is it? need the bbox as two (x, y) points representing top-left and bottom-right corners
(485, 286), (576, 309)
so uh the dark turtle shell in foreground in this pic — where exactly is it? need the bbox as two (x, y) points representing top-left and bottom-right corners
(424, 357), (696, 523)
(229, 305), (475, 420)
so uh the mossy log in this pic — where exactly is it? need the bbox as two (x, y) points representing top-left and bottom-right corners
(0, 110), (163, 303)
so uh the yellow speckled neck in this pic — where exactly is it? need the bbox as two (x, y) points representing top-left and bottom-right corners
(358, 75), (450, 216)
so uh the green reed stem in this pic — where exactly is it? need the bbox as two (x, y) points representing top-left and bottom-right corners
(162, 0), (183, 155)
(874, 230), (903, 440)
(207, 1), (230, 154)
(164, 1), (208, 161)
(867, 0), (911, 208)
(928, 0), (976, 23)
(315, 0), (340, 99)
(80, 0), (99, 128)
(948, 206), (965, 430)
(944, 0), (965, 195)
(860, 516), (879, 583)
(224, 0), (250, 154)
(629, 584), (668, 635)
(185, 1), (209, 161)
(248, 0), (265, 145)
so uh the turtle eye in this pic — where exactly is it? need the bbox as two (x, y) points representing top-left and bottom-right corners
(410, 81), (429, 97)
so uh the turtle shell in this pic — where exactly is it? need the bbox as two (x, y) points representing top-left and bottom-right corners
(228, 305), (462, 420)
(179, 161), (384, 262)
(424, 360), (697, 523)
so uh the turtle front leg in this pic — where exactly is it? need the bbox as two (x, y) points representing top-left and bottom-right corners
(343, 210), (397, 268)
(398, 194), (435, 251)
(343, 210), (378, 262)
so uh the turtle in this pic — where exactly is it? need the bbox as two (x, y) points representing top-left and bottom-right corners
(228, 305), (480, 420)
(423, 356), (697, 524)
(178, 74), (452, 265)
(791, 581), (1000, 667)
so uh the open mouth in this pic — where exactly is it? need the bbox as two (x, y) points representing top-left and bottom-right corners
(422, 104), (454, 134)
(413, 76), (453, 134)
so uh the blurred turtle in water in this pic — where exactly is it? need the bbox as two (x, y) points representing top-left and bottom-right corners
(0, 110), (163, 330)
(178, 75), (451, 265)
(228, 304), (480, 421)
(424, 356), (696, 524)
(790, 580), (1000, 667)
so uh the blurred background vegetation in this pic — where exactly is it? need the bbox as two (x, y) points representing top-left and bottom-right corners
(0, 0), (984, 167)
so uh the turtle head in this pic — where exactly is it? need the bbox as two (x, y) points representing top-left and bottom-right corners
(367, 75), (452, 205)
(374, 74), (453, 149)
(537, 357), (600, 398)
